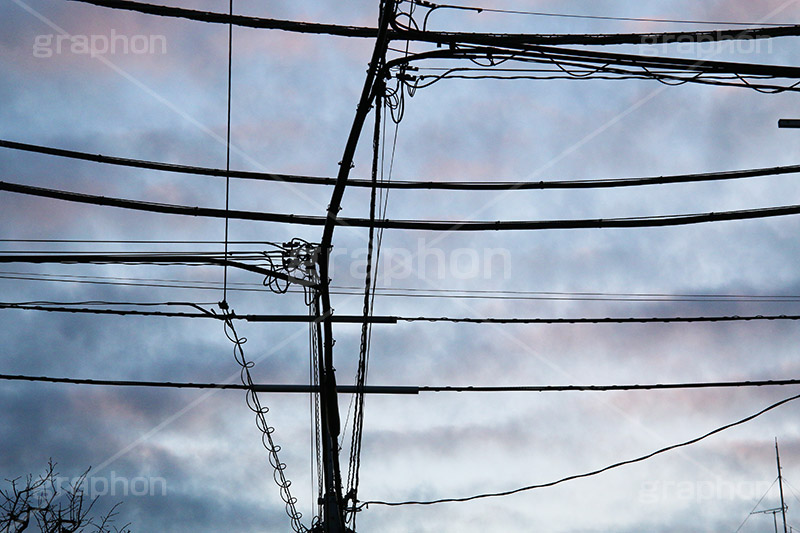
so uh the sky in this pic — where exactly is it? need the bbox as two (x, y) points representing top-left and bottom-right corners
(3, 0), (800, 531)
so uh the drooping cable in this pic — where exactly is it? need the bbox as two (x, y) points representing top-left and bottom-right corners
(11, 177), (800, 230)
(7, 138), (800, 190)
(218, 307), (307, 532)
(361, 391), (800, 507)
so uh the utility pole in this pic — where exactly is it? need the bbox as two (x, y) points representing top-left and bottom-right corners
(314, 1), (394, 531)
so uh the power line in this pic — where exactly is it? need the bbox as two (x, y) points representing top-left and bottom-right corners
(7, 178), (800, 231)
(0, 253), (316, 287)
(398, 315), (800, 324)
(2, 372), (799, 393)
(0, 238), (278, 244)
(68, 0), (800, 48)
(6, 138), (800, 190)
(0, 139), (337, 185)
(0, 303), (398, 323)
(4, 303), (800, 324)
(398, 24), (800, 49)
(386, 45), (800, 84)
(9, 270), (800, 304)
(362, 391), (800, 507)
(69, 0), (380, 37)
(409, 0), (795, 27)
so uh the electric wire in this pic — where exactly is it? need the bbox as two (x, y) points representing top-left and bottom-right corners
(5, 303), (800, 324)
(218, 309), (306, 531)
(6, 138), (800, 190)
(3, 373), (800, 393)
(0, 253), (315, 287)
(8, 269), (800, 303)
(345, 76), (383, 526)
(10, 178), (800, 231)
(0, 238), (280, 244)
(69, 0), (379, 37)
(385, 46), (800, 95)
(222, 0), (233, 304)
(0, 303), (398, 323)
(361, 391), (800, 507)
(67, 0), (800, 48)
(407, 0), (794, 27)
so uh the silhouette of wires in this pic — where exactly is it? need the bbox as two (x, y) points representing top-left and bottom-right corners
(362, 391), (800, 507)
(387, 45), (800, 94)
(10, 178), (800, 231)
(404, 0), (795, 27)
(218, 308), (307, 532)
(7, 138), (800, 190)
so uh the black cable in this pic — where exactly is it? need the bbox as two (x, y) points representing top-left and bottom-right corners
(419, 380), (800, 392)
(0, 303), (398, 323)
(0, 253), (315, 287)
(385, 44), (800, 83)
(69, 0), (379, 37)
(346, 77), (384, 521)
(0, 238), (279, 244)
(68, 0), (800, 48)
(218, 310), (306, 532)
(361, 391), (800, 507)
(5, 303), (800, 324)
(8, 178), (800, 231)
(222, 0), (233, 304)
(3, 372), (800, 393)
(9, 269), (800, 303)
(7, 138), (800, 190)
(409, 0), (794, 27)
(399, 315), (800, 324)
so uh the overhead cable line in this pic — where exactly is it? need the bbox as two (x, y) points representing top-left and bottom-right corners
(0, 253), (315, 287)
(6, 271), (800, 303)
(3, 372), (800, 393)
(0, 238), (280, 244)
(69, 0), (379, 37)
(385, 45), (800, 84)
(222, 0), (233, 304)
(67, 0), (800, 47)
(397, 24), (800, 48)
(0, 139), (339, 186)
(362, 391), (800, 507)
(0, 303), (397, 323)
(407, 0), (795, 27)
(6, 138), (800, 190)
(4, 303), (800, 324)
(397, 314), (800, 324)
(7, 178), (800, 231)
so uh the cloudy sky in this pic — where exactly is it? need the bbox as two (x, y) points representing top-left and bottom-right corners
(3, 0), (800, 531)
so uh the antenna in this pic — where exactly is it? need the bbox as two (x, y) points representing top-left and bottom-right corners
(748, 440), (789, 533)
(778, 438), (789, 533)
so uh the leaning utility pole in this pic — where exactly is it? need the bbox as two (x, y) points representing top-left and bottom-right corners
(314, 1), (394, 531)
